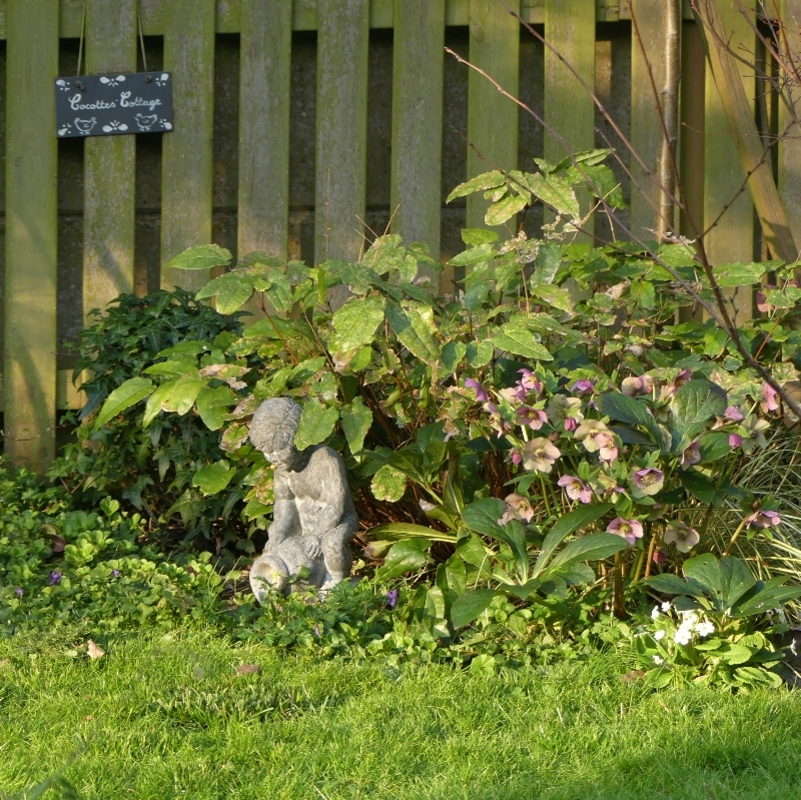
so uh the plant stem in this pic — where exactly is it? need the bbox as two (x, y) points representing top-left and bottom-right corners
(722, 517), (749, 557)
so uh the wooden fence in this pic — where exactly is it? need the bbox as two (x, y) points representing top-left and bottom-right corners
(2, 0), (800, 471)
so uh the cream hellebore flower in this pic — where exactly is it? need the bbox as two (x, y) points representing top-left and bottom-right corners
(574, 419), (612, 453)
(497, 493), (536, 526)
(663, 520), (700, 553)
(521, 438), (561, 473)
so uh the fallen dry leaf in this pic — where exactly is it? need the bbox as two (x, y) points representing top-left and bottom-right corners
(236, 664), (261, 676)
(0, 659), (9, 669)
(86, 640), (105, 660)
(620, 669), (646, 684)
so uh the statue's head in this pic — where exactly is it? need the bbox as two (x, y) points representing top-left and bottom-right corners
(249, 397), (303, 467)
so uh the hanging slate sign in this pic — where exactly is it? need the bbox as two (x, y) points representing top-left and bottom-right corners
(55, 72), (173, 138)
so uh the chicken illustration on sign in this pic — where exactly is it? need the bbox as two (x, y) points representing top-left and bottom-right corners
(54, 72), (173, 138)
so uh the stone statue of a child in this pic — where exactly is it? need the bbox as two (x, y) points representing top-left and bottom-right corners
(248, 397), (358, 600)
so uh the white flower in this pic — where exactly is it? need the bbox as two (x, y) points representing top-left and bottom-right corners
(674, 626), (693, 646)
(651, 606), (660, 620)
(678, 610), (699, 625)
(695, 621), (715, 638)
(661, 601), (671, 612)
(653, 655), (664, 665)
(654, 629), (666, 641)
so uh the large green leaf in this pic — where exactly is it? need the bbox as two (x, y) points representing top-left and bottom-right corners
(446, 170), (506, 202)
(669, 380), (728, 452)
(142, 381), (175, 428)
(294, 399), (338, 449)
(95, 378), (154, 429)
(712, 261), (767, 287)
(682, 554), (755, 613)
(196, 385), (235, 431)
(485, 193), (528, 226)
(462, 498), (507, 539)
(733, 578), (801, 617)
(163, 373), (204, 416)
(545, 533), (628, 573)
(164, 244), (232, 271)
(491, 324), (552, 361)
(596, 392), (653, 427)
(386, 301), (441, 365)
(215, 273), (256, 314)
(371, 464), (408, 502)
(376, 539), (430, 580)
(192, 460), (235, 495)
(644, 573), (708, 599)
(368, 522), (457, 544)
(524, 173), (580, 218)
(330, 296), (385, 353)
(532, 504), (611, 578)
(340, 397), (373, 456)
(451, 588), (500, 628)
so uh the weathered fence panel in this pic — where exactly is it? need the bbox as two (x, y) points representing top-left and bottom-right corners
(1, 0), (786, 470)
(4, 0), (59, 467)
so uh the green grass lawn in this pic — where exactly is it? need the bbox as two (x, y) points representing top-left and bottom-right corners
(1, 627), (800, 800)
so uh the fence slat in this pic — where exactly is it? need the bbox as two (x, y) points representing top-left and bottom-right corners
(701, 3), (754, 320)
(314, 0), (369, 265)
(3, 0), (59, 469)
(466, 0), (520, 230)
(544, 0), (596, 240)
(160, 0), (216, 290)
(390, 0), (445, 264)
(629, 0), (668, 241)
(83, 0), (137, 320)
(238, 0), (291, 259)
(778, 0), (801, 253)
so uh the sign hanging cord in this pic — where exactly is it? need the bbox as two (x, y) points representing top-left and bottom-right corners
(137, 0), (148, 72)
(76, 0), (87, 76)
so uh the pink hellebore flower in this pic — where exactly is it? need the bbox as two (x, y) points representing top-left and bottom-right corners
(607, 517), (644, 546)
(465, 378), (488, 403)
(762, 383), (780, 413)
(517, 406), (548, 430)
(652, 549), (667, 565)
(756, 286), (775, 314)
(517, 369), (543, 395)
(729, 433), (743, 448)
(663, 520), (700, 553)
(557, 475), (593, 504)
(522, 438), (562, 474)
(681, 441), (701, 470)
(596, 433), (619, 463)
(498, 493), (536, 526)
(621, 374), (654, 397)
(745, 509), (781, 529)
(632, 467), (664, 496)
(724, 406), (744, 422)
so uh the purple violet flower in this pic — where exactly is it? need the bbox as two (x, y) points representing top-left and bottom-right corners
(571, 379), (595, 395)
(111, 569), (120, 578)
(15, 587), (23, 597)
(49, 571), (62, 586)
(386, 589), (399, 609)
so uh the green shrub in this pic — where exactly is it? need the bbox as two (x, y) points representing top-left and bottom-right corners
(49, 288), (251, 549)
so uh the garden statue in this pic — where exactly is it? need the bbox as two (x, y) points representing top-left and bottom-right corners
(247, 397), (359, 601)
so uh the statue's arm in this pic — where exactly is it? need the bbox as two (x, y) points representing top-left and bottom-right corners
(317, 452), (358, 544)
(266, 471), (297, 546)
